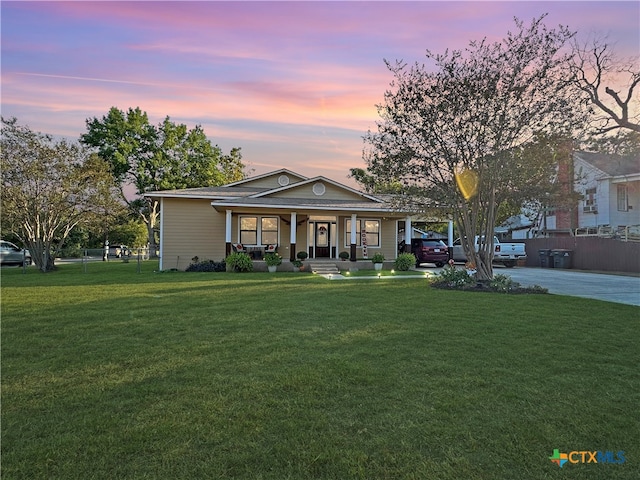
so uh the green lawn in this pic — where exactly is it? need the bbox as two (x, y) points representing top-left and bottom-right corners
(2, 262), (638, 479)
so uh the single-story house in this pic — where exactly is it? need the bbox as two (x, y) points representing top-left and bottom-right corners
(146, 169), (451, 271)
(496, 214), (534, 240)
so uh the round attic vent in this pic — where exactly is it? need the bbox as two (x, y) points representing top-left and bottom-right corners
(312, 182), (326, 196)
(278, 175), (290, 186)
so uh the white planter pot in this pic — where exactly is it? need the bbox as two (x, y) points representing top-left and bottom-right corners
(374, 263), (383, 271)
(267, 265), (277, 273)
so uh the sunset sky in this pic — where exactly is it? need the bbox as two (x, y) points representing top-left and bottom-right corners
(2, 1), (639, 185)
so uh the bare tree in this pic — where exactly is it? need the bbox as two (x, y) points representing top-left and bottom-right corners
(570, 35), (640, 134)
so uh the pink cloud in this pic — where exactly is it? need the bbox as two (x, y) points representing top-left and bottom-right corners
(2, 1), (638, 184)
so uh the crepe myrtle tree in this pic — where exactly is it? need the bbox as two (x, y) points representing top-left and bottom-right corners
(1, 118), (125, 272)
(80, 107), (246, 255)
(361, 15), (584, 281)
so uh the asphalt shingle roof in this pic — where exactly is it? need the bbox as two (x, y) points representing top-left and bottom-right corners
(576, 151), (640, 177)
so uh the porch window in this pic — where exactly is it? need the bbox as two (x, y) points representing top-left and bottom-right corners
(617, 185), (628, 211)
(239, 216), (279, 245)
(261, 217), (278, 244)
(345, 219), (380, 247)
(240, 217), (258, 245)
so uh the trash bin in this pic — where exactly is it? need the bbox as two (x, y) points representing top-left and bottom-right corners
(551, 249), (573, 269)
(538, 249), (552, 268)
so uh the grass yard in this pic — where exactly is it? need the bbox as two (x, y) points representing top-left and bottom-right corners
(2, 262), (638, 479)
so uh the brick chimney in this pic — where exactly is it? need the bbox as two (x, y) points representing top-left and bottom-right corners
(554, 140), (578, 231)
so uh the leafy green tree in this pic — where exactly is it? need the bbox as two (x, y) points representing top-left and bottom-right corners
(80, 107), (245, 254)
(109, 220), (148, 248)
(1, 118), (125, 271)
(361, 16), (582, 281)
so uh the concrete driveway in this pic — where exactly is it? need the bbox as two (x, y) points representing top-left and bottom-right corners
(419, 265), (640, 307)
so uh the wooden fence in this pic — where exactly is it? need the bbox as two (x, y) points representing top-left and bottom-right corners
(521, 237), (640, 274)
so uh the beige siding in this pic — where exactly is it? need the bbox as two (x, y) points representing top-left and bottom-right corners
(161, 198), (226, 270)
(270, 182), (370, 201)
(161, 198), (404, 269)
(381, 218), (400, 259)
(240, 172), (306, 189)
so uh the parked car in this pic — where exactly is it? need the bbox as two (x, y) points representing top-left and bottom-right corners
(0, 240), (32, 266)
(108, 245), (129, 258)
(452, 236), (526, 268)
(410, 238), (449, 267)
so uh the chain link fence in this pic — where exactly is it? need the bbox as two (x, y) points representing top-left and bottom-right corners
(58, 246), (154, 273)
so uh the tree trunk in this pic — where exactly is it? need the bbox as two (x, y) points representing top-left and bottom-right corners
(140, 198), (160, 258)
(453, 186), (497, 282)
(27, 239), (56, 272)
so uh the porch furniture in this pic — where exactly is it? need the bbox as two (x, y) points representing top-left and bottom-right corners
(265, 244), (278, 254)
(232, 243), (246, 253)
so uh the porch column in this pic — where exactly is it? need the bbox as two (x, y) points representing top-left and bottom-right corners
(448, 220), (454, 260)
(225, 209), (232, 256)
(289, 211), (297, 261)
(350, 213), (357, 261)
(404, 216), (412, 253)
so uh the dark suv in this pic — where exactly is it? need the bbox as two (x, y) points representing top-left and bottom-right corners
(410, 239), (449, 267)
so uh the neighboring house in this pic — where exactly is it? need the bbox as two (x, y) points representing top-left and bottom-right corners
(496, 214), (534, 240)
(146, 169), (444, 271)
(535, 151), (640, 237)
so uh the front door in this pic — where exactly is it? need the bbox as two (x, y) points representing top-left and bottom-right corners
(315, 222), (330, 257)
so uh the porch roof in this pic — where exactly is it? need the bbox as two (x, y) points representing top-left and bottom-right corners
(145, 185), (270, 199)
(210, 196), (399, 213)
(144, 169), (435, 216)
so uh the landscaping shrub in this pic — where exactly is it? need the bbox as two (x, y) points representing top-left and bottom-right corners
(489, 274), (520, 292)
(264, 252), (283, 266)
(394, 253), (416, 271)
(430, 265), (476, 289)
(431, 268), (548, 294)
(185, 259), (226, 272)
(371, 252), (385, 263)
(225, 252), (253, 272)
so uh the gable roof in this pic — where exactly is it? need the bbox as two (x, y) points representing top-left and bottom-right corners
(145, 169), (399, 213)
(225, 168), (308, 187)
(248, 176), (383, 203)
(575, 151), (640, 178)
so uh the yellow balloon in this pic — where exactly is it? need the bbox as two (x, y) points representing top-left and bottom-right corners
(455, 168), (478, 200)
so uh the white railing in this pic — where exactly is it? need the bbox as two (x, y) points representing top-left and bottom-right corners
(620, 225), (640, 242)
(574, 225), (640, 242)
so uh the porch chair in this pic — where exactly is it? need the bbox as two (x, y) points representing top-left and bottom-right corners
(232, 243), (246, 253)
(265, 244), (278, 254)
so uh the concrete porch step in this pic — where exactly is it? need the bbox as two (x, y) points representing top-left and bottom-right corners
(308, 263), (340, 274)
